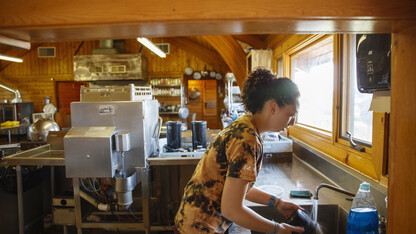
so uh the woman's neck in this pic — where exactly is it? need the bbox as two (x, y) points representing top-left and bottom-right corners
(251, 113), (267, 134)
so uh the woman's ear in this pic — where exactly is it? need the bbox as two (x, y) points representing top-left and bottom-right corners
(271, 102), (278, 114)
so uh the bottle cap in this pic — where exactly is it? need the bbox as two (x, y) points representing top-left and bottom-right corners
(359, 182), (370, 191)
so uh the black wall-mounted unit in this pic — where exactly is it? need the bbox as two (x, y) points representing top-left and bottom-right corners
(356, 34), (391, 93)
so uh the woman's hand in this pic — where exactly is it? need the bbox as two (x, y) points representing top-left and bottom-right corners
(276, 200), (303, 219)
(276, 223), (305, 234)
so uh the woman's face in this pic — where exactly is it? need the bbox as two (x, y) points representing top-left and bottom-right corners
(267, 98), (299, 132)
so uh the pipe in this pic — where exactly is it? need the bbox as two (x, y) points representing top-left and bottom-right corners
(79, 190), (110, 211)
(0, 82), (22, 103)
(314, 183), (355, 200)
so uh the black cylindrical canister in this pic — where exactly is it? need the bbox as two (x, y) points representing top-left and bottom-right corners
(191, 121), (207, 151)
(166, 121), (182, 149)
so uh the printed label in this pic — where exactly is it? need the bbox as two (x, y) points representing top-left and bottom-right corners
(98, 105), (115, 115)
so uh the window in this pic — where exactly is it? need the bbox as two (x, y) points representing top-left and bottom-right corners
(291, 36), (334, 132)
(341, 35), (373, 145)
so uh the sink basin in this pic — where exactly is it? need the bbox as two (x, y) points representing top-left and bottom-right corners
(229, 204), (348, 234)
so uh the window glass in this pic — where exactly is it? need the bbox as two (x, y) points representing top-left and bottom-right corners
(291, 36), (334, 132)
(341, 35), (373, 145)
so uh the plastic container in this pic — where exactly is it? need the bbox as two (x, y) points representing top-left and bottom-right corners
(347, 182), (379, 234)
(232, 110), (238, 121)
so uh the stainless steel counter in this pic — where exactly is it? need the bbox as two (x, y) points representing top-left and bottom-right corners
(247, 155), (354, 212)
(1, 144), (65, 166)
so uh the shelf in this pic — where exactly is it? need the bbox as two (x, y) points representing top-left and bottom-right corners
(152, 85), (182, 87)
(159, 112), (179, 115)
(154, 95), (181, 97)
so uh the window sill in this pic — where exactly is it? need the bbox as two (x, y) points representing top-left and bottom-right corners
(289, 125), (378, 179)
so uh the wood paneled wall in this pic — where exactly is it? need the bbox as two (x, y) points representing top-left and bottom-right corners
(0, 39), (224, 113)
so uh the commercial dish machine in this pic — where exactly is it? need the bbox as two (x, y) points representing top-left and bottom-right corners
(3, 85), (161, 234)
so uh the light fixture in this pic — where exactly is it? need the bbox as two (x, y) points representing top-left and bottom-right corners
(136, 37), (166, 58)
(0, 54), (23, 63)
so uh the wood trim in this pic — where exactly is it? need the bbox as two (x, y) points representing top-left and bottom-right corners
(371, 112), (389, 180)
(284, 34), (327, 57)
(388, 26), (416, 234)
(3, 0), (414, 26)
(0, 1), (414, 43)
(290, 125), (332, 142)
(333, 34), (342, 145)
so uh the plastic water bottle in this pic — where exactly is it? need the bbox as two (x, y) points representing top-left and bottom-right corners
(347, 182), (379, 234)
(232, 110), (238, 121)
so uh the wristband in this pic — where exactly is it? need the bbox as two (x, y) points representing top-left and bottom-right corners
(267, 220), (280, 234)
(268, 195), (277, 208)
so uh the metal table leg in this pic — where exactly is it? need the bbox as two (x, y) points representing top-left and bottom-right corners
(73, 178), (82, 234)
(16, 165), (25, 234)
(8, 129), (12, 144)
(140, 167), (151, 234)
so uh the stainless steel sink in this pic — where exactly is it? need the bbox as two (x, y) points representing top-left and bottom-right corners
(230, 204), (348, 234)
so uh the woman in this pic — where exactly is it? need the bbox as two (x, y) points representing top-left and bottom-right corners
(175, 68), (304, 234)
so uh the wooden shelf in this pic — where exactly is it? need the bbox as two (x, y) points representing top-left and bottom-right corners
(152, 85), (182, 87)
(154, 95), (181, 97)
(159, 112), (179, 115)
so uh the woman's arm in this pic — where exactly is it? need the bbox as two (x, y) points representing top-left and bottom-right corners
(221, 177), (304, 233)
(246, 186), (303, 219)
(245, 186), (274, 205)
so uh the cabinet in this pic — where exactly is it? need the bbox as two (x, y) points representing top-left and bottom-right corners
(187, 80), (219, 129)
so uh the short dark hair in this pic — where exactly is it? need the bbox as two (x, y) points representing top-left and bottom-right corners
(241, 68), (300, 114)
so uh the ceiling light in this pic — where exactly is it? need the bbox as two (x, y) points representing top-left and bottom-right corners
(0, 54), (23, 63)
(137, 37), (166, 58)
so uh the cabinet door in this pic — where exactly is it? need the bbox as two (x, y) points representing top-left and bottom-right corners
(187, 80), (204, 121)
(187, 80), (218, 129)
(56, 81), (84, 128)
(203, 80), (218, 129)
(203, 80), (217, 116)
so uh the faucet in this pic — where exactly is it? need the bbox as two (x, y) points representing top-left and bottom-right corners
(314, 183), (355, 200)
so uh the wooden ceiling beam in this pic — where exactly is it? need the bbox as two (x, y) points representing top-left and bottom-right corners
(163, 37), (227, 73)
(0, 0), (413, 42)
(201, 35), (247, 89)
(232, 35), (267, 49)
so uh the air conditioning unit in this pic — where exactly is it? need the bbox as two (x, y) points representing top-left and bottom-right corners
(73, 54), (148, 81)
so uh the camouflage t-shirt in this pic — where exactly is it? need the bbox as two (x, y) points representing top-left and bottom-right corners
(174, 114), (263, 233)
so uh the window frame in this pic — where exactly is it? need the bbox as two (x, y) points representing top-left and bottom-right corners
(339, 34), (373, 148)
(278, 34), (388, 181)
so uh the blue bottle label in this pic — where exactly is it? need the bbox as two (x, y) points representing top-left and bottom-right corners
(347, 207), (378, 234)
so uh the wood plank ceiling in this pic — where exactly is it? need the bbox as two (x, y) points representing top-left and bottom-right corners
(0, 34), (288, 86)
